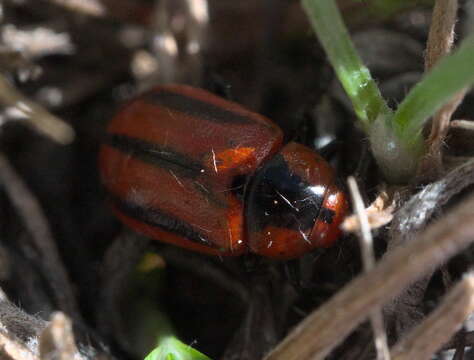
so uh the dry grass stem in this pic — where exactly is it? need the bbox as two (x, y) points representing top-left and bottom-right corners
(2, 26), (75, 59)
(0, 294), (45, 359)
(0, 295), (111, 360)
(451, 119), (474, 131)
(390, 158), (474, 248)
(149, 0), (180, 85)
(347, 177), (390, 360)
(390, 158), (474, 339)
(0, 153), (81, 322)
(46, 0), (106, 17)
(263, 193), (474, 360)
(0, 75), (74, 144)
(424, 0), (458, 71)
(385, 160), (474, 339)
(390, 273), (474, 360)
(424, 90), (467, 174)
(0, 295), (47, 341)
(342, 190), (394, 233)
(421, 0), (464, 176)
(0, 49), (41, 81)
(39, 312), (78, 360)
(183, 0), (208, 84)
(0, 330), (39, 360)
(148, 0), (208, 86)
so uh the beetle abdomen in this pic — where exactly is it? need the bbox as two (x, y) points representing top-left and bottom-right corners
(99, 84), (283, 255)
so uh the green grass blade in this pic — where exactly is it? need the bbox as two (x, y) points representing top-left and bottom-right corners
(393, 34), (474, 145)
(301, 0), (391, 128)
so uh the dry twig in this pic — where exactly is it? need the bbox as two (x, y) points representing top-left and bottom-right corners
(0, 153), (81, 322)
(0, 330), (39, 360)
(0, 292), (45, 360)
(424, 0), (459, 71)
(0, 292), (47, 343)
(0, 48), (41, 81)
(0, 293), (107, 360)
(451, 119), (474, 131)
(386, 159), (474, 337)
(390, 158), (474, 248)
(342, 189), (395, 233)
(44, 0), (106, 17)
(0, 75), (74, 144)
(263, 192), (474, 360)
(39, 312), (78, 360)
(390, 273), (474, 360)
(347, 177), (389, 360)
(146, 0), (208, 87)
(1, 25), (75, 59)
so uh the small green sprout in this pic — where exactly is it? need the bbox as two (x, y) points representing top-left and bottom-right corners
(144, 337), (212, 360)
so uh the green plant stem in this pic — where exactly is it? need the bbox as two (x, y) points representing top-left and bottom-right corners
(370, 35), (474, 183)
(301, 0), (391, 129)
(393, 34), (474, 147)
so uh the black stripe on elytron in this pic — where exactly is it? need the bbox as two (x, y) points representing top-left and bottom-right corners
(104, 133), (203, 178)
(110, 195), (218, 249)
(144, 90), (255, 125)
(319, 207), (336, 224)
(104, 133), (229, 209)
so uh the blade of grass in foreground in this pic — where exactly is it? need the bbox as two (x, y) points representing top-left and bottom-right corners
(301, 0), (391, 129)
(392, 34), (474, 146)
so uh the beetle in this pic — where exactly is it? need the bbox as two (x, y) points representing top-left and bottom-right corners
(99, 84), (347, 259)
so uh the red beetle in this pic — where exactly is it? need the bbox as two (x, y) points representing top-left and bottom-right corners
(99, 84), (347, 259)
